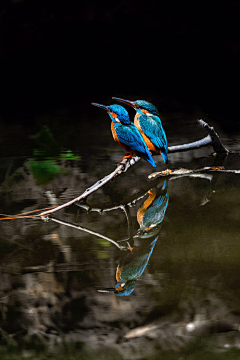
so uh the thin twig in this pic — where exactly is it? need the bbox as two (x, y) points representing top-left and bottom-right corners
(40, 156), (141, 217)
(49, 217), (127, 250)
(0, 206), (57, 220)
(121, 205), (133, 241)
(76, 192), (147, 213)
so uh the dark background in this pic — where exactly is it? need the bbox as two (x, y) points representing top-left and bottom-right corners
(0, 0), (239, 130)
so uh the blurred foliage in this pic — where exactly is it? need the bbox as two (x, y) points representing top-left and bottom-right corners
(97, 239), (111, 247)
(31, 125), (60, 157)
(29, 159), (60, 185)
(95, 238), (111, 259)
(29, 126), (81, 184)
(60, 150), (81, 161)
(96, 250), (109, 259)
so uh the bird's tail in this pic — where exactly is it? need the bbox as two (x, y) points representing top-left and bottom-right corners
(147, 153), (156, 167)
(161, 151), (169, 164)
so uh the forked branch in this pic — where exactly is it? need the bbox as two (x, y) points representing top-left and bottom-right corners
(38, 119), (228, 217)
(168, 120), (229, 154)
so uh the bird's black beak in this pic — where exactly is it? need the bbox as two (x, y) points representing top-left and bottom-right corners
(97, 288), (115, 293)
(112, 97), (137, 109)
(91, 102), (109, 111)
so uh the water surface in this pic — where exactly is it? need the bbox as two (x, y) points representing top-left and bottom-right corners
(1, 107), (240, 359)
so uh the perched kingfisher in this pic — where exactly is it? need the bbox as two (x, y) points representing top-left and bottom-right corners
(91, 103), (156, 167)
(98, 237), (158, 296)
(112, 97), (168, 164)
(137, 180), (169, 238)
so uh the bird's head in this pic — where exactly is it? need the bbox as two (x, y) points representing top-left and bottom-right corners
(136, 223), (163, 238)
(112, 97), (159, 116)
(98, 280), (136, 297)
(114, 280), (136, 296)
(91, 102), (131, 125)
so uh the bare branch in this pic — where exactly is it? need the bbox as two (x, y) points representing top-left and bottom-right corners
(197, 119), (229, 153)
(168, 135), (212, 153)
(148, 166), (240, 180)
(168, 119), (229, 154)
(38, 119), (229, 218)
(40, 157), (137, 217)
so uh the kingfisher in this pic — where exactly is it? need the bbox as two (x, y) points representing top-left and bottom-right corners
(98, 237), (158, 296)
(112, 97), (168, 164)
(137, 180), (169, 238)
(91, 103), (156, 167)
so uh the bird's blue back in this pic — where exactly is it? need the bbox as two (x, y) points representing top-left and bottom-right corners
(137, 110), (168, 163)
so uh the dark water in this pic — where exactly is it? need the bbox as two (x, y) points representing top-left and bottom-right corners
(1, 108), (240, 359)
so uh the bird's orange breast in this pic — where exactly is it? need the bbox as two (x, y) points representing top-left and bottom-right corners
(116, 265), (122, 282)
(111, 122), (121, 145)
(137, 189), (157, 226)
(111, 122), (137, 156)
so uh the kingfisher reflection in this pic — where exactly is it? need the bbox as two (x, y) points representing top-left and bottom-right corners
(99, 180), (169, 296)
(112, 237), (158, 296)
(137, 180), (169, 238)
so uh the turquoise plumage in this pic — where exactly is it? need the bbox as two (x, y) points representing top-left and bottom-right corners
(113, 98), (169, 164)
(114, 238), (158, 296)
(137, 180), (169, 238)
(91, 102), (156, 167)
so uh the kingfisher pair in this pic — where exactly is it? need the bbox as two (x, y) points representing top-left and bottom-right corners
(91, 98), (168, 167)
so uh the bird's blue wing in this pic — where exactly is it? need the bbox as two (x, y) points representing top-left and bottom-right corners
(119, 238), (158, 281)
(144, 192), (169, 227)
(143, 181), (169, 228)
(114, 123), (156, 166)
(114, 123), (151, 156)
(139, 115), (168, 152)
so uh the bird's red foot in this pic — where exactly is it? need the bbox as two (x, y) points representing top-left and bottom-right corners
(212, 166), (225, 171)
(122, 153), (133, 161)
